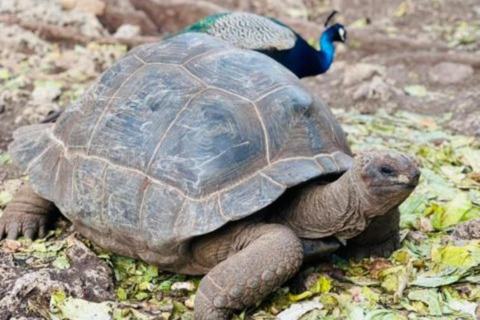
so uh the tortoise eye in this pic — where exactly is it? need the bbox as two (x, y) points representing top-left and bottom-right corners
(379, 165), (396, 176)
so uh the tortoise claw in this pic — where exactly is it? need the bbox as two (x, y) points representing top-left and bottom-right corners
(23, 220), (38, 240)
(0, 223), (5, 240)
(0, 214), (49, 241)
(38, 225), (47, 239)
(24, 228), (36, 240)
(7, 222), (20, 240)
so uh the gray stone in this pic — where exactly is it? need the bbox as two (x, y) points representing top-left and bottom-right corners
(429, 62), (474, 84)
(343, 63), (386, 86)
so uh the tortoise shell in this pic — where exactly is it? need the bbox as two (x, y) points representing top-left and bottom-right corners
(9, 33), (352, 261)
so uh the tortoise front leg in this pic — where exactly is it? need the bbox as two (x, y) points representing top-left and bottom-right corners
(0, 184), (56, 240)
(340, 208), (400, 260)
(192, 223), (303, 320)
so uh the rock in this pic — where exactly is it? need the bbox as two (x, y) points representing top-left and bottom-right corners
(240, 0), (308, 20)
(2, 179), (23, 195)
(448, 110), (480, 139)
(31, 84), (62, 104)
(428, 62), (474, 84)
(0, 235), (114, 319)
(59, 0), (106, 15)
(129, 0), (225, 34)
(0, 24), (51, 54)
(98, 0), (158, 35)
(2, 0), (109, 38)
(452, 218), (480, 240)
(343, 63), (386, 86)
(113, 24), (141, 38)
(352, 75), (392, 101)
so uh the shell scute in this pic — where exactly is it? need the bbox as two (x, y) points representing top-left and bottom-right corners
(141, 183), (185, 249)
(147, 89), (267, 198)
(102, 166), (146, 232)
(87, 64), (204, 171)
(54, 54), (144, 153)
(254, 86), (314, 161)
(131, 33), (229, 65)
(185, 49), (297, 101)
(73, 157), (107, 230)
(219, 173), (284, 220)
(262, 159), (325, 186)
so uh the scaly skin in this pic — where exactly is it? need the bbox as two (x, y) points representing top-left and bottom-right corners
(191, 222), (303, 320)
(340, 208), (401, 260)
(0, 184), (55, 239)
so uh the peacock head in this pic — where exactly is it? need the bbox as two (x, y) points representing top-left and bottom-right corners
(323, 11), (347, 43)
(327, 23), (347, 43)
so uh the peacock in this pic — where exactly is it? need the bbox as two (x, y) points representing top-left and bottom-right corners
(175, 11), (347, 78)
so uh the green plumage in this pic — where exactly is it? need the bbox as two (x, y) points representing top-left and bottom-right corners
(179, 13), (230, 34)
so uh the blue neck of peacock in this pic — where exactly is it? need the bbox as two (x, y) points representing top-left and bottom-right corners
(317, 31), (336, 73)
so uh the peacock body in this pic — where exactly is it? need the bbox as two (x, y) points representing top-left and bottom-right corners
(175, 12), (346, 78)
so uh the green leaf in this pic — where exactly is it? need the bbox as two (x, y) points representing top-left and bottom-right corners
(52, 252), (71, 270)
(407, 289), (443, 316)
(411, 268), (467, 287)
(116, 287), (127, 301)
(52, 297), (112, 320)
(144, 265), (158, 281)
(0, 68), (10, 80)
(400, 194), (428, 229)
(404, 85), (428, 97)
(432, 246), (473, 267)
(0, 191), (13, 207)
(288, 291), (313, 302)
(432, 193), (475, 229)
(379, 266), (405, 293)
(0, 152), (11, 165)
(135, 291), (150, 300)
(309, 275), (332, 294)
(365, 309), (408, 320)
(158, 279), (174, 291)
(461, 149), (480, 172)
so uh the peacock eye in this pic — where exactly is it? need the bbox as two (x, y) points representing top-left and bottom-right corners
(379, 165), (396, 176)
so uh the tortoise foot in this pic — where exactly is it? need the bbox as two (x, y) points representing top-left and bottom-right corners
(0, 184), (56, 240)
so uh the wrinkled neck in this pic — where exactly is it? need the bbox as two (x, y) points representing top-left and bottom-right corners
(276, 170), (387, 240)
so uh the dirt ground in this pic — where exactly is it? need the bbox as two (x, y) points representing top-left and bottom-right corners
(0, 0), (479, 319)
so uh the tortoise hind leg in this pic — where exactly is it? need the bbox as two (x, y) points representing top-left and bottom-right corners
(192, 223), (303, 320)
(0, 184), (57, 240)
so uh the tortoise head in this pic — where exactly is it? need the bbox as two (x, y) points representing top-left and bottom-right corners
(353, 150), (420, 215)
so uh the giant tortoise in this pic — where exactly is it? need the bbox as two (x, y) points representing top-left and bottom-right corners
(1, 33), (419, 319)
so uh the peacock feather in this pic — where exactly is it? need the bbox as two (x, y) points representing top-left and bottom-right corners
(174, 11), (347, 78)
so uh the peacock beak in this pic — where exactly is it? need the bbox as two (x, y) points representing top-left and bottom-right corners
(339, 29), (347, 42)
